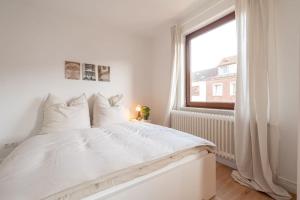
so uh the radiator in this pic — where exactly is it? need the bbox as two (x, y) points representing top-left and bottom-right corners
(171, 110), (235, 161)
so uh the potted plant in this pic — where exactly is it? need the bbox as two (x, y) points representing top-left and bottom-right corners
(141, 106), (151, 120)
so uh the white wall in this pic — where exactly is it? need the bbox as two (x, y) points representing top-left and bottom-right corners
(298, 32), (300, 197)
(0, 1), (153, 145)
(298, 24), (300, 200)
(150, 26), (172, 124)
(276, 0), (300, 192)
(151, 0), (299, 193)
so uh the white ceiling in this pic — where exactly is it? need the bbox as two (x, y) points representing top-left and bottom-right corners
(24, 0), (208, 37)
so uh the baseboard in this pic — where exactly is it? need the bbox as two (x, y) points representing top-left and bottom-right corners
(216, 156), (237, 169)
(276, 176), (297, 194)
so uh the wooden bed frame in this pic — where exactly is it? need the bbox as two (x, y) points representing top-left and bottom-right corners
(83, 152), (216, 200)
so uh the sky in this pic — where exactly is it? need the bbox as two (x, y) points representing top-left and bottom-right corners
(190, 20), (237, 72)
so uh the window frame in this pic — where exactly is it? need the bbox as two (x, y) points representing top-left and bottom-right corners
(230, 81), (236, 96)
(185, 12), (236, 110)
(212, 83), (223, 97)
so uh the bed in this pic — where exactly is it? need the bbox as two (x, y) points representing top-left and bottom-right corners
(0, 122), (216, 200)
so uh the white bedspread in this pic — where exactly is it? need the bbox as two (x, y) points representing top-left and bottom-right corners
(0, 122), (215, 200)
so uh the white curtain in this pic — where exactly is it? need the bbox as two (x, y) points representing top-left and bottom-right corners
(163, 25), (182, 127)
(232, 0), (291, 199)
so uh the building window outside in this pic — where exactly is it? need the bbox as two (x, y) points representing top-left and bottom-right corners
(191, 85), (200, 96)
(230, 81), (236, 96)
(213, 83), (223, 96)
(218, 64), (237, 76)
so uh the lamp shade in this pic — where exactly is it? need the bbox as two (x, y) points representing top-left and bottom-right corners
(135, 105), (141, 112)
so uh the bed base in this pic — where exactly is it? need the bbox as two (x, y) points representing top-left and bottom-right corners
(84, 152), (216, 200)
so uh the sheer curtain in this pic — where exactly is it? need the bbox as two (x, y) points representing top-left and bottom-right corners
(232, 0), (291, 199)
(163, 25), (182, 127)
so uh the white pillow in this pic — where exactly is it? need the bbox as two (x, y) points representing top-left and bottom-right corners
(93, 93), (128, 127)
(42, 94), (91, 131)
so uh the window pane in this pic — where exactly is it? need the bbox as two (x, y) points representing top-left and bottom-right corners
(189, 20), (237, 103)
(212, 83), (223, 96)
(230, 81), (236, 96)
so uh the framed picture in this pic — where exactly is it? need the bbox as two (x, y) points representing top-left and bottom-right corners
(82, 63), (96, 81)
(98, 65), (110, 82)
(65, 61), (80, 80)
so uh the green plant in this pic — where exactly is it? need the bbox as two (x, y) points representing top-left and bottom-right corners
(141, 106), (151, 120)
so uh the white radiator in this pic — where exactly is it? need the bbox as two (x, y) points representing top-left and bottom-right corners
(171, 110), (235, 161)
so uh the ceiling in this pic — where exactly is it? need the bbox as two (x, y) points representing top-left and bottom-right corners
(22, 0), (209, 37)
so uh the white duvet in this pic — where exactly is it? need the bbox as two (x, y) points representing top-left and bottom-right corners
(0, 122), (215, 200)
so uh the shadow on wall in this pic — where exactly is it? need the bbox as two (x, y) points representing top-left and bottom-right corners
(0, 97), (46, 155)
(29, 97), (46, 136)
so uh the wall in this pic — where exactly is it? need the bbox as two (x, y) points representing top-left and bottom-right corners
(151, 0), (299, 193)
(276, 0), (299, 192)
(150, 26), (173, 124)
(298, 25), (300, 200)
(0, 1), (153, 146)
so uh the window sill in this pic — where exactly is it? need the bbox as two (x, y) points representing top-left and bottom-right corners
(179, 107), (234, 116)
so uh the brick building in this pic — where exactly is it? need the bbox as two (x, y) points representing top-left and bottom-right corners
(191, 56), (237, 103)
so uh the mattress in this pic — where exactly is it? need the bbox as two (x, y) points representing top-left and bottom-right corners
(46, 147), (209, 200)
(0, 122), (215, 200)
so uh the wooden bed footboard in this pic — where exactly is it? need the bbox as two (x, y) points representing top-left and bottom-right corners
(84, 153), (216, 200)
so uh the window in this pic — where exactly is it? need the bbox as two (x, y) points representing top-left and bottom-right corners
(218, 64), (237, 76)
(185, 12), (237, 109)
(212, 83), (223, 96)
(230, 81), (236, 96)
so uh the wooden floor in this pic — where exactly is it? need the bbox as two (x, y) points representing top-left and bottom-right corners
(213, 163), (295, 200)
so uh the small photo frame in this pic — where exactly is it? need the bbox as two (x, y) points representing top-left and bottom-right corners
(98, 65), (110, 82)
(65, 61), (80, 80)
(82, 63), (96, 81)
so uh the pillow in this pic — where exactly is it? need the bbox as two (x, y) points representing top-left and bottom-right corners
(93, 93), (128, 127)
(42, 94), (91, 131)
(108, 94), (123, 106)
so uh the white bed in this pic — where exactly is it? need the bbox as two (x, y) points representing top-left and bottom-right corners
(83, 150), (216, 200)
(0, 122), (216, 200)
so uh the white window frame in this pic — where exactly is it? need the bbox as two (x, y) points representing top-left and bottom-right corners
(212, 83), (223, 96)
(230, 81), (236, 96)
